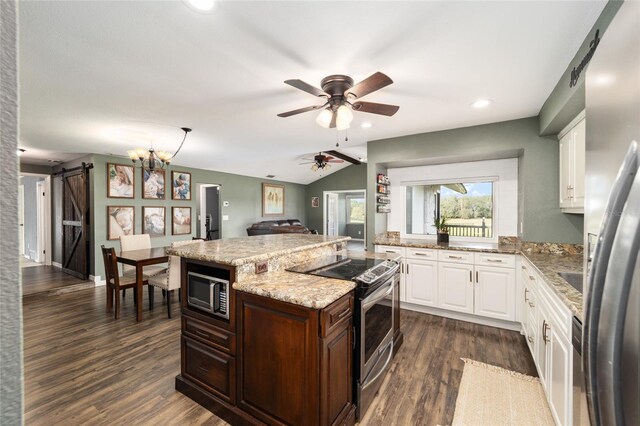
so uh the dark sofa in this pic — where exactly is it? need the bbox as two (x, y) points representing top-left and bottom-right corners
(246, 219), (317, 236)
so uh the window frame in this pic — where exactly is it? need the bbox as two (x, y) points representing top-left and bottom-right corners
(346, 194), (366, 224)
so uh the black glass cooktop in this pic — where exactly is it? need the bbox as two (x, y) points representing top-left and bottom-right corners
(287, 255), (384, 282)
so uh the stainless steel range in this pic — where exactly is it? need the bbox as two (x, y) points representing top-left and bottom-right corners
(287, 255), (400, 420)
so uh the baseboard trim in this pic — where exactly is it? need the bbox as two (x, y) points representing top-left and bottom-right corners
(91, 275), (106, 286)
(399, 301), (521, 331)
(52, 261), (62, 269)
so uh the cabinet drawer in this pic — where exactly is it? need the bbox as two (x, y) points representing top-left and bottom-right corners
(474, 252), (515, 268)
(375, 245), (405, 256)
(182, 336), (236, 404)
(320, 294), (354, 337)
(183, 316), (236, 355)
(438, 250), (474, 264)
(406, 247), (436, 260)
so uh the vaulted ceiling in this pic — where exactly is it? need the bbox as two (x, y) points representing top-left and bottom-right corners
(19, 1), (606, 183)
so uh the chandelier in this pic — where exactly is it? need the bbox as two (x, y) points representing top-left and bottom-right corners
(127, 127), (192, 171)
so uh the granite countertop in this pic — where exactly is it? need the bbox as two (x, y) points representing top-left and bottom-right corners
(374, 235), (518, 254)
(233, 250), (400, 309)
(167, 234), (350, 266)
(522, 253), (584, 319)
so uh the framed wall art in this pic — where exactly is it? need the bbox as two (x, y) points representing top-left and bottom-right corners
(311, 197), (319, 208)
(142, 206), (165, 237)
(142, 169), (166, 199)
(172, 171), (191, 200)
(172, 207), (192, 235)
(262, 183), (285, 216)
(107, 163), (134, 198)
(107, 206), (134, 240)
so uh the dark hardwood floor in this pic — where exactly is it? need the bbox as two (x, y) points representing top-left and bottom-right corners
(22, 265), (94, 296)
(23, 287), (535, 425)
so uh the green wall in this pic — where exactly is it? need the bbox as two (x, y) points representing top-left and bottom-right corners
(538, 1), (622, 135)
(366, 117), (584, 249)
(88, 154), (305, 279)
(305, 165), (367, 234)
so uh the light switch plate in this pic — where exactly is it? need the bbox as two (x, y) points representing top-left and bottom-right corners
(223, 215), (229, 221)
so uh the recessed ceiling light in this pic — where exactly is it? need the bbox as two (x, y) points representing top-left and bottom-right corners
(471, 99), (492, 108)
(184, 0), (217, 13)
(360, 122), (373, 129)
(593, 74), (616, 87)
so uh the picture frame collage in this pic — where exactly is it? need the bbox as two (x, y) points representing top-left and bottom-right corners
(106, 163), (193, 240)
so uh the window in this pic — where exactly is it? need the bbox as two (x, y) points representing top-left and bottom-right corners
(347, 196), (365, 223)
(405, 181), (493, 238)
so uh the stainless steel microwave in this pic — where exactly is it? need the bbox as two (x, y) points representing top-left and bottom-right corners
(187, 272), (229, 319)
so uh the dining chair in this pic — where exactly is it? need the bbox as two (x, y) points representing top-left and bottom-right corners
(147, 240), (193, 318)
(119, 234), (167, 297)
(101, 245), (147, 319)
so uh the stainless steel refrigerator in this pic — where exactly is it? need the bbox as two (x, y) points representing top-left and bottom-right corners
(584, 1), (640, 426)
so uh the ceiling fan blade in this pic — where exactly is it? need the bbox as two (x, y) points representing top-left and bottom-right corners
(284, 79), (328, 97)
(346, 72), (393, 99)
(298, 161), (316, 165)
(277, 104), (327, 118)
(324, 150), (361, 165)
(351, 101), (399, 116)
(328, 159), (345, 163)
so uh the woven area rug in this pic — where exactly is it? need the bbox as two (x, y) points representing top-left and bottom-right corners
(452, 358), (555, 426)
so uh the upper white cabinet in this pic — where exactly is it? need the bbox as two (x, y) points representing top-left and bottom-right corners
(559, 112), (585, 213)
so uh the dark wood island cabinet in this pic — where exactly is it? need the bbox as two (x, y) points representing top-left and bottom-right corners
(175, 256), (356, 426)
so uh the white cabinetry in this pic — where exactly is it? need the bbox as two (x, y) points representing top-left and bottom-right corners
(474, 266), (515, 321)
(405, 259), (438, 307)
(559, 112), (585, 213)
(519, 257), (573, 426)
(438, 262), (474, 314)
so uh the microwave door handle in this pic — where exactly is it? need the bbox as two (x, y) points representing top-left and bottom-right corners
(595, 171), (640, 426)
(584, 141), (638, 425)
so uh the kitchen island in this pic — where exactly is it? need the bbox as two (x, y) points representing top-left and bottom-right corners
(168, 234), (399, 426)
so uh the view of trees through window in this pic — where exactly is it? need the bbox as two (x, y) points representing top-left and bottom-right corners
(348, 197), (365, 223)
(406, 181), (493, 238)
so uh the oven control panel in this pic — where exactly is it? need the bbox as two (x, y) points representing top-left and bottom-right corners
(357, 260), (399, 284)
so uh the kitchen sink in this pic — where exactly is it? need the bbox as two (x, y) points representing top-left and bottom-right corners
(558, 271), (583, 293)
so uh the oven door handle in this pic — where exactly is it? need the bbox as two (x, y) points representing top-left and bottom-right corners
(361, 340), (394, 391)
(361, 284), (394, 311)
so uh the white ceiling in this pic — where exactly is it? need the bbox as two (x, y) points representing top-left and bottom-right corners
(18, 1), (606, 184)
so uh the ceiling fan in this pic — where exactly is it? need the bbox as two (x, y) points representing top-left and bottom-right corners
(300, 152), (345, 171)
(277, 72), (399, 130)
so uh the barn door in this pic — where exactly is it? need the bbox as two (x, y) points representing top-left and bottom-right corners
(61, 164), (91, 280)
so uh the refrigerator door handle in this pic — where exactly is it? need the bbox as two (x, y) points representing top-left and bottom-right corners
(596, 167), (640, 426)
(584, 141), (638, 426)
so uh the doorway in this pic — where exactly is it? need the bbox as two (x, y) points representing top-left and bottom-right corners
(19, 174), (52, 268)
(323, 189), (366, 251)
(199, 184), (221, 240)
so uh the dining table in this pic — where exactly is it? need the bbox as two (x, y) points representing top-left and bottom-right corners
(117, 246), (169, 321)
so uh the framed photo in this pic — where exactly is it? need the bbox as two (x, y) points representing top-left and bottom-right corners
(107, 206), (134, 240)
(262, 183), (285, 216)
(172, 207), (192, 235)
(142, 206), (165, 237)
(172, 171), (191, 200)
(107, 163), (134, 198)
(311, 197), (319, 208)
(142, 169), (166, 199)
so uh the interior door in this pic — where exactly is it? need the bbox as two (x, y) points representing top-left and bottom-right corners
(61, 168), (90, 280)
(325, 193), (339, 236)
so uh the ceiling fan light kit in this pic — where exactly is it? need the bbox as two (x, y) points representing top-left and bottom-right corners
(278, 72), (399, 129)
(127, 127), (192, 172)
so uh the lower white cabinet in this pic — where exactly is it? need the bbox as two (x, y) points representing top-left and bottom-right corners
(405, 259), (438, 307)
(438, 262), (474, 314)
(520, 257), (573, 426)
(474, 266), (516, 321)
